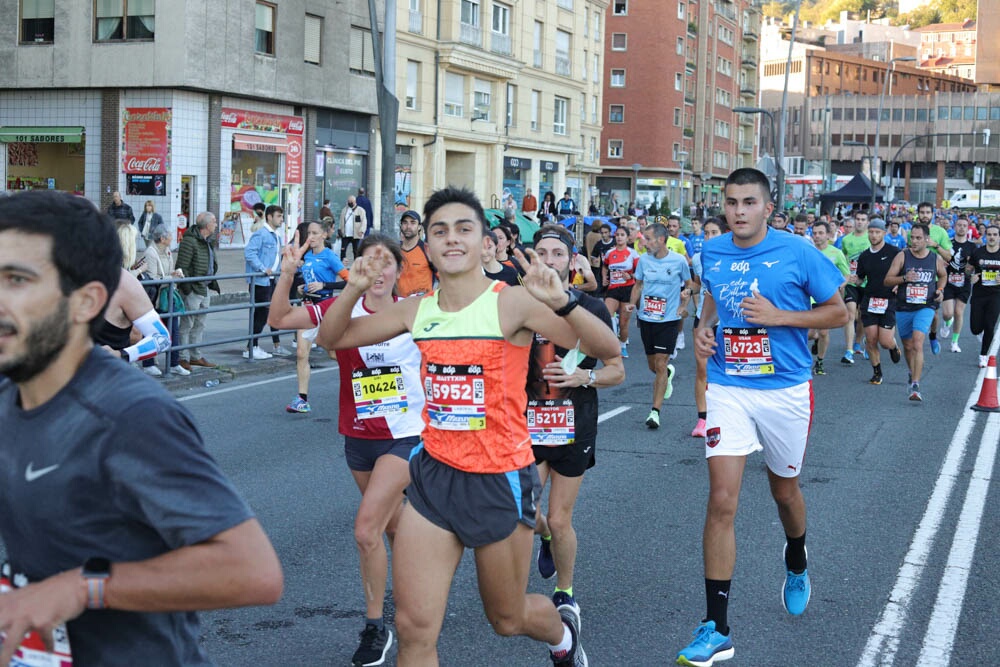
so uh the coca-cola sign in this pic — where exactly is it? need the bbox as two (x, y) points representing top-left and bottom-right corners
(122, 107), (171, 175)
(221, 108), (305, 135)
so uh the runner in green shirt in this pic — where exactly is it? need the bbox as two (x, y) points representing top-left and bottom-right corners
(916, 202), (953, 354)
(810, 220), (849, 375)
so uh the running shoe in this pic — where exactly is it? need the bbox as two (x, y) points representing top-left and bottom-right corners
(691, 418), (707, 438)
(951, 342), (961, 353)
(855, 343), (868, 360)
(552, 590), (581, 629)
(869, 372), (883, 385)
(782, 568), (812, 616)
(840, 350), (854, 365)
(142, 365), (162, 377)
(551, 607), (587, 666)
(889, 346), (901, 364)
(676, 331), (686, 350)
(621, 343), (629, 359)
(980, 355), (989, 368)
(352, 624), (393, 667)
(938, 323), (951, 339)
(930, 339), (941, 355)
(272, 345), (293, 357)
(676, 620), (733, 667)
(813, 360), (826, 376)
(645, 410), (660, 429)
(909, 382), (922, 401)
(244, 346), (272, 360)
(286, 396), (311, 413)
(664, 364), (676, 400)
(538, 537), (556, 580)
(170, 364), (191, 376)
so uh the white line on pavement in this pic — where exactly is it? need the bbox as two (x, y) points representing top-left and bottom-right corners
(597, 406), (631, 423)
(916, 412), (1000, 666)
(177, 366), (339, 402)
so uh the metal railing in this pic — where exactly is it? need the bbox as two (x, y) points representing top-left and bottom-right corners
(490, 31), (512, 55)
(460, 22), (481, 46)
(408, 9), (422, 33)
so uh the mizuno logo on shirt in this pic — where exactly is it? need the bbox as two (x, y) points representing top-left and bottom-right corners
(763, 260), (780, 268)
(25, 462), (59, 482)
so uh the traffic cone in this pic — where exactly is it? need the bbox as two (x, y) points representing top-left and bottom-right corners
(971, 355), (1000, 413)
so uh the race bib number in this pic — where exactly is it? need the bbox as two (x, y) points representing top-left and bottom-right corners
(352, 366), (408, 419)
(722, 327), (774, 376)
(642, 295), (666, 321)
(527, 399), (575, 446)
(424, 363), (486, 431)
(982, 270), (998, 286)
(867, 297), (889, 315)
(905, 283), (929, 304)
(610, 269), (627, 285)
(1, 568), (73, 667)
(948, 273), (966, 287)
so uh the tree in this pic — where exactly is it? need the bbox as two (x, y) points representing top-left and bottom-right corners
(896, 0), (976, 27)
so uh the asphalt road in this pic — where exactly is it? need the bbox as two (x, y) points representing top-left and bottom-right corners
(176, 323), (998, 667)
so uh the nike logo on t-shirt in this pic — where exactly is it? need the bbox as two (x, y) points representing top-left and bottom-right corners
(25, 462), (59, 482)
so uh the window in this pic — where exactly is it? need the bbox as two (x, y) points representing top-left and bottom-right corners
(715, 120), (731, 139)
(553, 96), (568, 135)
(555, 30), (571, 76)
(405, 60), (419, 109)
(96, 0), (156, 41)
(672, 143), (680, 161)
(533, 21), (543, 68)
(461, 0), (480, 26)
(473, 79), (492, 120)
(916, 108), (928, 122)
(557, 0), (574, 9)
(506, 84), (516, 126)
(445, 72), (465, 117)
(582, 49), (588, 80)
(673, 108), (681, 126)
(593, 53), (599, 83)
(21, 0), (55, 43)
(594, 11), (600, 41)
(844, 108), (854, 121)
(492, 2), (509, 34)
(584, 8), (589, 37)
(938, 106), (948, 120)
(610, 69), (626, 87)
(674, 73), (682, 91)
(349, 26), (375, 73)
(892, 108), (902, 121)
(611, 33), (626, 50)
(253, 1), (274, 53)
(613, 0), (627, 15)
(591, 95), (598, 124)
(608, 139), (623, 158)
(677, 2), (685, 19)
(609, 104), (624, 123)
(304, 14), (322, 64)
(591, 136), (598, 162)
(531, 90), (540, 130)
(676, 37), (684, 55)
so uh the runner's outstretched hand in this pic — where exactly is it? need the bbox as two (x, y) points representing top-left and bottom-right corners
(515, 248), (567, 310)
(346, 245), (392, 293)
(279, 231), (309, 275)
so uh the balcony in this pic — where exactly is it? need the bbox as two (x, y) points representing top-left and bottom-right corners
(555, 55), (571, 77)
(408, 9), (422, 34)
(460, 22), (481, 47)
(687, 22), (697, 37)
(715, 2), (737, 22)
(684, 93), (696, 105)
(739, 114), (754, 126)
(741, 52), (757, 67)
(490, 31), (512, 56)
(683, 127), (695, 138)
(740, 84), (757, 96)
(739, 141), (754, 153)
(743, 25), (759, 41)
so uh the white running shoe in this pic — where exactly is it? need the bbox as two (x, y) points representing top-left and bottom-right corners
(272, 345), (292, 357)
(951, 342), (961, 353)
(676, 331), (686, 350)
(170, 364), (191, 376)
(142, 365), (162, 377)
(980, 355), (989, 368)
(243, 346), (272, 360)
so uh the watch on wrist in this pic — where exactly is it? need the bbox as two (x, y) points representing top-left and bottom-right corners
(82, 557), (111, 610)
(583, 369), (597, 388)
(552, 289), (581, 317)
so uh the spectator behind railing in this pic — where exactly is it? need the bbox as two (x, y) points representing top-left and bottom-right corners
(141, 225), (189, 376)
(93, 222), (172, 374)
(175, 212), (220, 371)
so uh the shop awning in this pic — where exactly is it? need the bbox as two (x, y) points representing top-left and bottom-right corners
(233, 133), (288, 153)
(0, 126), (84, 143)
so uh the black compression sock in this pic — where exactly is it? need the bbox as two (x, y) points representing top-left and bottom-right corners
(785, 532), (807, 573)
(873, 363), (882, 374)
(929, 331), (937, 340)
(705, 579), (731, 635)
(299, 393), (308, 401)
(698, 411), (707, 420)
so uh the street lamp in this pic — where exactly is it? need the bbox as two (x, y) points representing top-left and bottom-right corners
(733, 106), (783, 206)
(677, 150), (689, 217)
(872, 56), (916, 213)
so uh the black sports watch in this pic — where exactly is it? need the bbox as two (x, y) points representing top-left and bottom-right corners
(82, 557), (112, 610)
(552, 289), (581, 317)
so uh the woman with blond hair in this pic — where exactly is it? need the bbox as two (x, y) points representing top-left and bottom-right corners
(137, 199), (163, 250)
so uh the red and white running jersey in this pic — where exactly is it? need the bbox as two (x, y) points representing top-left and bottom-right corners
(603, 246), (639, 287)
(308, 296), (426, 440)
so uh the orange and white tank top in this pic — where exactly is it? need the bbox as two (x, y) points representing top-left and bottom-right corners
(411, 281), (533, 473)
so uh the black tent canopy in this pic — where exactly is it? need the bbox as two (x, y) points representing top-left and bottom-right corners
(818, 174), (884, 212)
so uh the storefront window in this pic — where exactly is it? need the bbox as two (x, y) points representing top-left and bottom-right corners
(2, 128), (86, 194)
(230, 148), (280, 213)
(321, 150), (366, 214)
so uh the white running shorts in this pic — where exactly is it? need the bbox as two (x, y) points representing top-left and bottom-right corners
(704, 381), (813, 477)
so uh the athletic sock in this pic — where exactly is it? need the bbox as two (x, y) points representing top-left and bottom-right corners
(651, 407), (659, 413)
(547, 624), (573, 654)
(929, 330), (937, 341)
(705, 579), (731, 635)
(542, 534), (552, 542)
(365, 617), (384, 630)
(555, 586), (574, 597)
(698, 411), (707, 420)
(785, 532), (807, 573)
(873, 363), (882, 374)
(299, 393), (308, 401)
(952, 332), (960, 343)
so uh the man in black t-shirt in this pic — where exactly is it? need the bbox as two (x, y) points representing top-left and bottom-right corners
(941, 217), (977, 352)
(588, 223), (614, 298)
(0, 191), (283, 667)
(968, 225), (1000, 367)
(854, 218), (902, 385)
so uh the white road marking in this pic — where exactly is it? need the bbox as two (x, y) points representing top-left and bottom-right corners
(916, 412), (1000, 666)
(597, 406), (631, 423)
(177, 366), (339, 402)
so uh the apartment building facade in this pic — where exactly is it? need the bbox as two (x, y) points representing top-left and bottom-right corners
(395, 0), (608, 214)
(915, 20), (977, 82)
(598, 0), (761, 215)
(1, 0), (377, 247)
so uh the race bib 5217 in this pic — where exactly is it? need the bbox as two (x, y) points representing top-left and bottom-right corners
(527, 399), (575, 446)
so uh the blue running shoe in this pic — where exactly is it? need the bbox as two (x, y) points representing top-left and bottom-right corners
(930, 338), (941, 355)
(538, 536), (556, 579)
(781, 543), (811, 616)
(286, 396), (311, 413)
(552, 590), (581, 629)
(840, 349), (854, 365)
(676, 621), (733, 667)
(621, 342), (629, 359)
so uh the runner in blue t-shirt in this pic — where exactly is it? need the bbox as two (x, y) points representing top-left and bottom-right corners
(677, 168), (848, 667)
(627, 222), (693, 429)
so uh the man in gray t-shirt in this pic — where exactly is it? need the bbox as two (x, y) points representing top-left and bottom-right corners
(0, 191), (283, 666)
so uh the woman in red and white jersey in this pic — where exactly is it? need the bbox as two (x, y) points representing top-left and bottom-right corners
(269, 232), (424, 666)
(602, 225), (640, 356)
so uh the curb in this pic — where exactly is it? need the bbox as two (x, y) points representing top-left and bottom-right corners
(159, 347), (335, 393)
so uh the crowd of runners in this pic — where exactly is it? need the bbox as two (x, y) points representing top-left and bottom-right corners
(2, 173), (999, 667)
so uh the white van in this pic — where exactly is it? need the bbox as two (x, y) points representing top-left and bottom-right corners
(948, 190), (1000, 209)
